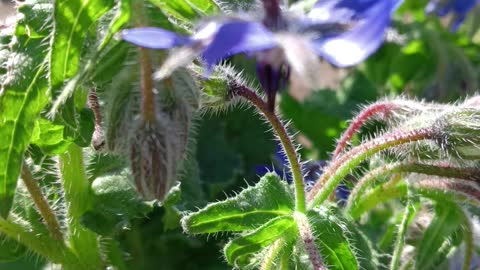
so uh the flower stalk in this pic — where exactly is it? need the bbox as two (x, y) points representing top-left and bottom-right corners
(20, 165), (63, 242)
(333, 101), (398, 159)
(229, 83), (306, 213)
(308, 128), (433, 208)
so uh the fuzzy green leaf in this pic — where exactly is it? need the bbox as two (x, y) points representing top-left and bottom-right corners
(49, 0), (114, 102)
(308, 206), (361, 270)
(181, 173), (294, 233)
(0, 1), (52, 217)
(81, 172), (154, 236)
(415, 202), (464, 270)
(224, 215), (295, 266)
(31, 118), (72, 155)
(147, 0), (220, 22)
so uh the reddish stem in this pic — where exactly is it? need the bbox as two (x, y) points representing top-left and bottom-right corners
(333, 102), (397, 160)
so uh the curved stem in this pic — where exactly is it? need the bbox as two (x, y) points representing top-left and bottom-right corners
(333, 101), (398, 160)
(230, 83), (306, 213)
(347, 162), (480, 211)
(261, 238), (285, 270)
(0, 217), (78, 266)
(390, 197), (414, 270)
(308, 128), (432, 208)
(460, 210), (474, 270)
(350, 181), (407, 220)
(21, 165), (63, 241)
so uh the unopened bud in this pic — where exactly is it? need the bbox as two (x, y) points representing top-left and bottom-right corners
(129, 119), (176, 201)
(433, 108), (480, 159)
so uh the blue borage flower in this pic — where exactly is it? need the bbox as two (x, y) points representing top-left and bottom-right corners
(426, 0), (479, 31)
(255, 145), (350, 201)
(123, 0), (402, 110)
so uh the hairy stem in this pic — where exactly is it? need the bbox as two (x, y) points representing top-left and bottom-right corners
(307, 128), (432, 208)
(59, 144), (103, 269)
(390, 198), (414, 270)
(333, 101), (398, 159)
(0, 217), (79, 266)
(139, 48), (156, 122)
(21, 165), (63, 241)
(294, 212), (326, 270)
(261, 238), (285, 270)
(230, 83), (306, 213)
(346, 162), (480, 211)
(460, 210), (474, 270)
(350, 181), (407, 220)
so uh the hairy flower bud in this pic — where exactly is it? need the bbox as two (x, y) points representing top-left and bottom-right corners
(129, 119), (177, 201)
(433, 108), (480, 159)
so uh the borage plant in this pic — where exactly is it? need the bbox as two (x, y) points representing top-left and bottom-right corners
(1, 0), (480, 269)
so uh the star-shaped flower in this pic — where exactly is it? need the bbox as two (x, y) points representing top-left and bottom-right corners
(426, 0), (479, 31)
(123, 0), (402, 111)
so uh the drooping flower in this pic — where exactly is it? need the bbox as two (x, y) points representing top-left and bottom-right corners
(123, 0), (402, 111)
(426, 0), (479, 31)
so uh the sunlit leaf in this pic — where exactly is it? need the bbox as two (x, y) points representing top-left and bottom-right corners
(224, 215), (295, 266)
(181, 173), (294, 233)
(0, 1), (52, 217)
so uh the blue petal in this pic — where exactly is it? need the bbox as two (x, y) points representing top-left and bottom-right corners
(310, 0), (398, 67)
(452, 0), (479, 15)
(451, 14), (466, 32)
(122, 27), (192, 49)
(201, 21), (277, 71)
(309, 0), (403, 23)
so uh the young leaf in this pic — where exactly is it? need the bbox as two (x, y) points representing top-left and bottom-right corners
(224, 215), (295, 266)
(415, 202), (464, 270)
(81, 172), (154, 236)
(308, 206), (364, 270)
(181, 173), (294, 233)
(49, 0), (115, 110)
(0, 1), (52, 217)
(31, 118), (72, 155)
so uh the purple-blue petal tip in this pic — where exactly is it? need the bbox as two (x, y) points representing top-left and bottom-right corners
(122, 27), (191, 49)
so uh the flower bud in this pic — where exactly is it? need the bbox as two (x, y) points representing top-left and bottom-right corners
(433, 108), (480, 159)
(129, 119), (177, 201)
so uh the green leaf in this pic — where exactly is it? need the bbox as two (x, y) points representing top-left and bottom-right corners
(0, 237), (27, 262)
(81, 172), (154, 236)
(181, 173), (294, 233)
(31, 118), (72, 155)
(49, 0), (115, 111)
(308, 206), (361, 270)
(0, 1), (52, 217)
(148, 0), (199, 22)
(185, 0), (220, 15)
(415, 202), (464, 270)
(224, 215), (295, 266)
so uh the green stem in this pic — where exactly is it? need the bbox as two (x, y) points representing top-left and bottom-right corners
(20, 165), (63, 241)
(104, 237), (128, 270)
(346, 162), (480, 212)
(307, 128), (432, 208)
(59, 144), (103, 269)
(349, 181), (407, 220)
(230, 84), (306, 213)
(346, 162), (404, 212)
(460, 210), (474, 270)
(0, 217), (78, 266)
(390, 198), (414, 270)
(261, 238), (285, 270)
